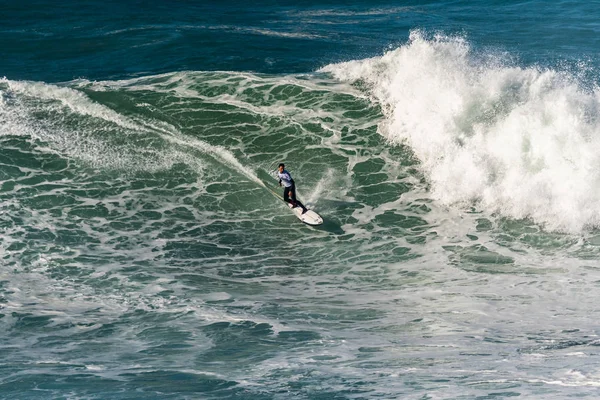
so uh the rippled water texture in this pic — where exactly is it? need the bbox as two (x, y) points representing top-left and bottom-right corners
(3, 1), (600, 399)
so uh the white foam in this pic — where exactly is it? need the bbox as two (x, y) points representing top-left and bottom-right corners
(534, 369), (600, 387)
(4, 78), (141, 132)
(321, 30), (600, 233)
(0, 77), (271, 185)
(288, 6), (413, 18)
(305, 168), (336, 204)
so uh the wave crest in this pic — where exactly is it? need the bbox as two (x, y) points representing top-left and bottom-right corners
(321, 30), (600, 233)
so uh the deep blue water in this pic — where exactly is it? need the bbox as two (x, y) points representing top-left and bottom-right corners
(4, 1), (600, 399)
(4, 1), (600, 82)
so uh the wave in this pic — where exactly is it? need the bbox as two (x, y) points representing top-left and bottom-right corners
(0, 72), (371, 200)
(0, 77), (262, 185)
(321, 30), (600, 233)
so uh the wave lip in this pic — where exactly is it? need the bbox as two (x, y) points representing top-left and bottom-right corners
(321, 30), (600, 233)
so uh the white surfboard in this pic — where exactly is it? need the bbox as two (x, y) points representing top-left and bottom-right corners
(287, 202), (323, 226)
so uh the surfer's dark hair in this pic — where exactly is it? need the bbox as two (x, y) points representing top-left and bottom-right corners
(278, 163), (285, 168)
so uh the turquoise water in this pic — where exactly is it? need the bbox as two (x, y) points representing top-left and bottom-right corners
(3, 2), (600, 399)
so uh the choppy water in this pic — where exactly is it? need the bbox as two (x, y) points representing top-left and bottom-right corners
(3, 1), (600, 399)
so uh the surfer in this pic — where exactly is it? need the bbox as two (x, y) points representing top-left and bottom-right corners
(277, 163), (307, 214)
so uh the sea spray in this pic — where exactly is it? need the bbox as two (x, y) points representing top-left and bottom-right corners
(321, 30), (600, 232)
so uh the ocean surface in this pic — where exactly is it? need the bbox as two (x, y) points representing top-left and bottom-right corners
(3, 1), (600, 398)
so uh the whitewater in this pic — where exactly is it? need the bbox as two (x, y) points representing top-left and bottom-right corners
(3, 2), (600, 399)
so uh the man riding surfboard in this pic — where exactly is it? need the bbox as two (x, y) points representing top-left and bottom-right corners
(277, 163), (307, 214)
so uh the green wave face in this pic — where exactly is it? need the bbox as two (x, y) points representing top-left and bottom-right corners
(2, 70), (600, 399)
